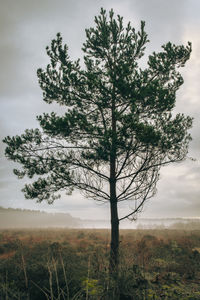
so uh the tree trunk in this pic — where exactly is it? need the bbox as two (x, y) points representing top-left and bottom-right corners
(109, 142), (119, 274)
(109, 82), (119, 275)
(109, 178), (120, 300)
(109, 125), (119, 274)
(110, 197), (119, 273)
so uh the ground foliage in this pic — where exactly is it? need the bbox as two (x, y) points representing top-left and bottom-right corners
(0, 229), (200, 299)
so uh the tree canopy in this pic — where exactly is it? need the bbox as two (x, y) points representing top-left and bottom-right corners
(4, 8), (192, 272)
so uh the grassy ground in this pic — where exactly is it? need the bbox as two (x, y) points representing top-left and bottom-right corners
(0, 228), (200, 299)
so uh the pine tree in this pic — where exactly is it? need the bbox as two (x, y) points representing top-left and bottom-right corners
(4, 8), (192, 273)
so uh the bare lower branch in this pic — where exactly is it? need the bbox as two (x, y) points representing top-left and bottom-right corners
(119, 168), (158, 221)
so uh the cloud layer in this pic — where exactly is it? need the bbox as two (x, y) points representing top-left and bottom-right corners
(0, 0), (200, 219)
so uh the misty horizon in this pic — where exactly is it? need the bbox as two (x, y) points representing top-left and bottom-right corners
(1, 207), (200, 231)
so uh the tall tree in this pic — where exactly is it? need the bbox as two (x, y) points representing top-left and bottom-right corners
(4, 8), (192, 272)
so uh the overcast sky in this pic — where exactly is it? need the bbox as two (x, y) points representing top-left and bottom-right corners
(0, 0), (200, 221)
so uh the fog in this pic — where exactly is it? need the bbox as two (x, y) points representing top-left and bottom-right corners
(1, 207), (200, 230)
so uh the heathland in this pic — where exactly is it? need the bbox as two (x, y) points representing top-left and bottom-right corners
(0, 228), (200, 299)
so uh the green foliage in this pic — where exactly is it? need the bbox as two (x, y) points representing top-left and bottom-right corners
(82, 278), (103, 298)
(3, 8), (192, 214)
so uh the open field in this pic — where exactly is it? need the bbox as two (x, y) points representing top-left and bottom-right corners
(0, 228), (200, 299)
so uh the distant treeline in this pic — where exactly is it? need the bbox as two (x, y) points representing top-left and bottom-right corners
(0, 207), (81, 228)
(0, 206), (200, 229)
(169, 221), (200, 230)
(136, 219), (200, 230)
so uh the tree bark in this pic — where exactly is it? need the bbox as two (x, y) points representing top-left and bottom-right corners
(109, 91), (119, 274)
(110, 193), (119, 273)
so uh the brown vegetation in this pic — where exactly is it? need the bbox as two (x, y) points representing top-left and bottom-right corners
(0, 228), (200, 299)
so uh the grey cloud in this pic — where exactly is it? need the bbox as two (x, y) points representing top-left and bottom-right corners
(143, 161), (200, 217)
(0, 0), (200, 219)
(130, 0), (187, 44)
